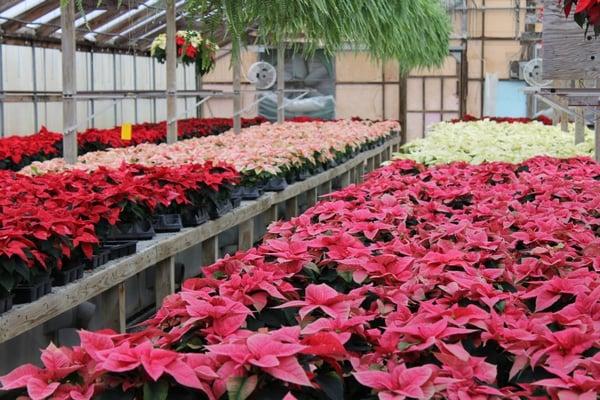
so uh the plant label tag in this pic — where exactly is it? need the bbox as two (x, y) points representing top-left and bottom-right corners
(121, 123), (132, 141)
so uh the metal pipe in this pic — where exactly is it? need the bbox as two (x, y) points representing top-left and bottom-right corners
(152, 59), (157, 122)
(113, 52), (118, 125)
(61, 0), (78, 164)
(0, 43), (4, 137)
(165, 0), (177, 143)
(90, 50), (95, 127)
(232, 40), (242, 134)
(133, 53), (139, 123)
(31, 44), (39, 132)
(277, 43), (285, 123)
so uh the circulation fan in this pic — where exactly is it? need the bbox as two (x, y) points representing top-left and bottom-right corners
(522, 58), (552, 88)
(247, 61), (277, 90)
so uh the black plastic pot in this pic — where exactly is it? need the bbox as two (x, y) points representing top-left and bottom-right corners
(0, 295), (14, 314)
(297, 170), (311, 181)
(327, 159), (338, 169)
(263, 177), (288, 192)
(181, 207), (210, 227)
(242, 186), (262, 200)
(313, 166), (325, 175)
(153, 214), (183, 233)
(230, 186), (244, 199)
(107, 220), (155, 241)
(101, 240), (138, 260)
(231, 197), (242, 208)
(14, 274), (52, 304)
(53, 263), (85, 286)
(208, 197), (233, 219)
(85, 250), (110, 270)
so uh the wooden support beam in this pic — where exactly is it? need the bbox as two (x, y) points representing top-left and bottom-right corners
(575, 108), (585, 144)
(99, 283), (126, 333)
(238, 219), (255, 251)
(340, 171), (350, 188)
(356, 162), (365, 183)
(374, 153), (381, 168)
(367, 157), (375, 172)
(233, 41), (242, 134)
(306, 187), (318, 208)
(61, 0), (78, 164)
(155, 257), (175, 308)
(165, 0), (177, 144)
(285, 196), (298, 219)
(277, 43), (285, 123)
(201, 236), (219, 267)
(264, 205), (279, 229)
(0, 0), (22, 13)
(1, 0), (58, 33)
(596, 81), (600, 163)
(560, 82), (569, 132)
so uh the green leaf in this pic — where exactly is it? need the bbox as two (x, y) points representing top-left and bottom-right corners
(494, 300), (506, 313)
(338, 270), (353, 283)
(303, 261), (320, 274)
(0, 273), (15, 293)
(143, 380), (169, 400)
(315, 372), (344, 400)
(227, 375), (258, 400)
(397, 341), (413, 351)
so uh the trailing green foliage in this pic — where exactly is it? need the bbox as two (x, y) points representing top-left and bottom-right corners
(186, 0), (451, 70)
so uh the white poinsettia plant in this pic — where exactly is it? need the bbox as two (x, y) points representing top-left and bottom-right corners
(394, 120), (595, 166)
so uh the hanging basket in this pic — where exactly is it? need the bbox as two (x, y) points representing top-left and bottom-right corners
(151, 30), (218, 76)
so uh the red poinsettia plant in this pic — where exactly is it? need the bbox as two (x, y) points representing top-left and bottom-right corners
(562, 0), (600, 34)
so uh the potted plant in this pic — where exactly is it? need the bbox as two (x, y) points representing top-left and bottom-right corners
(150, 30), (218, 76)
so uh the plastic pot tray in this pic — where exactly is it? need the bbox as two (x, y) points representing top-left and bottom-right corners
(85, 250), (110, 270)
(181, 207), (210, 228)
(14, 275), (52, 304)
(53, 263), (85, 286)
(153, 214), (183, 233)
(242, 186), (263, 200)
(208, 198), (233, 219)
(0, 295), (14, 315)
(107, 220), (155, 241)
(263, 177), (288, 192)
(101, 240), (138, 261)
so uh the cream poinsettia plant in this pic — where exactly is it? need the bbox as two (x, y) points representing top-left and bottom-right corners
(22, 121), (398, 182)
(394, 120), (595, 166)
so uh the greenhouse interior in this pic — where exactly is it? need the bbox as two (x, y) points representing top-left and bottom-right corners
(0, 0), (600, 399)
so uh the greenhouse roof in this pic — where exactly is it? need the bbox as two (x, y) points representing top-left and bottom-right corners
(0, 0), (227, 54)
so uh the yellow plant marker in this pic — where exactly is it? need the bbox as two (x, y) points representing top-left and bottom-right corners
(121, 123), (132, 141)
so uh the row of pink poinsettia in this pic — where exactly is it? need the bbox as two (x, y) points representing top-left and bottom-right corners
(3, 155), (600, 399)
(21, 120), (399, 177)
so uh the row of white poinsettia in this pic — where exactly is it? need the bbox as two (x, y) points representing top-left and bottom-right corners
(394, 119), (595, 165)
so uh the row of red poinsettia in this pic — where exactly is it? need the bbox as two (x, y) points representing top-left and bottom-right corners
(0, 117), (266, 171)
(2, 155), (599, 399)
(451, 114), (553, 125)
(0, 162), (239, 306)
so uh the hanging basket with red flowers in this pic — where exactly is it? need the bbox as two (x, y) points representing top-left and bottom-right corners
(150, 30), (218, 76)
(562, 0), (600, 35)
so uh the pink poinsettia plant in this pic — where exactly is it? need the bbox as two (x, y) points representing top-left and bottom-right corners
(22, 120), (399, 182)
(4, 155), (600, 399)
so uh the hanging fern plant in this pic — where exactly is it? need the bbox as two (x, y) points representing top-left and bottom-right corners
(185, 0), (451, 71)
